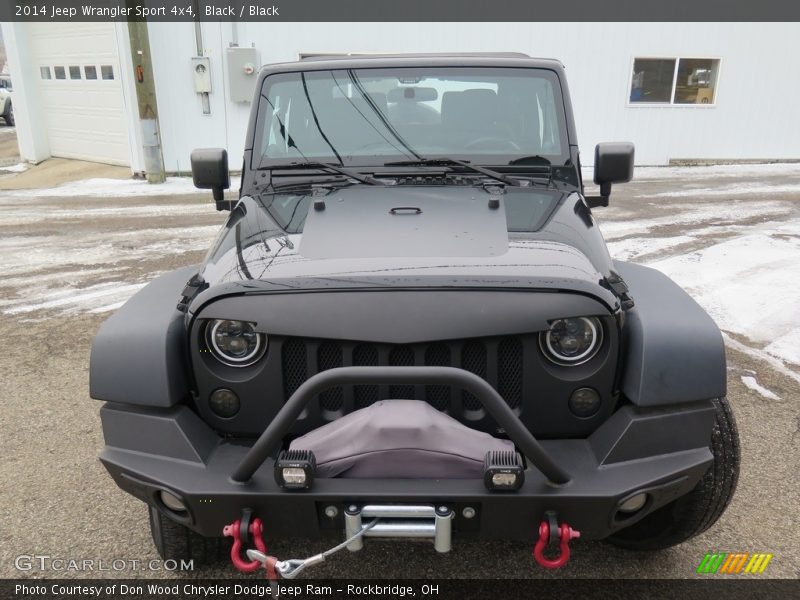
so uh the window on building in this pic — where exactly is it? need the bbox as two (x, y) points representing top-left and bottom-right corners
(69, 66), (81, 80)
(100, 65), (114, 80)
(630, 59), (675, 103)
(630, 58), (720, 105)
(54, 66), (66, 80)
(674, 59), (719, 104)
(40, 66), (52, 80)
(84, 66), (98, 80)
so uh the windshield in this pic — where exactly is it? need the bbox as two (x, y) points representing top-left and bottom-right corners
(252, 67), (569, 169)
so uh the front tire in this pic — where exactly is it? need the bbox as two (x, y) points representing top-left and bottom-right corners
(4, 103), (13, 127)
(148, 505), (230, 566)
(607, 396), (740, 550)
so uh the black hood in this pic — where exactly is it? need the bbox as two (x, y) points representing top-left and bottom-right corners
(191, 186), (619, 313)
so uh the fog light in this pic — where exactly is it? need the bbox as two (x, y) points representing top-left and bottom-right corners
(159, 490), (186, 513)
(569, 387), (601, 418)
(209, 388), (240, 418)
(619, 492), (648, 513)
(484, 450), (524, 491)
(274, 449), (316, 490)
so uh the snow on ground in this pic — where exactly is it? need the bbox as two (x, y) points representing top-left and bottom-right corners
(597, 200), (791, 240)
(0, 162), (28, 173)
(5, 175), (240, 198)
(605, 235), (696, 261)
(0, 225), (220, 279)
(645, 230), (800, 368)
(583, 162), (800, 182)
(0, 202), (217, 225)
(3, 281), (148, 316)
(0, 225), (219, 315)
(647, 181), (800, 198)
(740, 376), (781, 400)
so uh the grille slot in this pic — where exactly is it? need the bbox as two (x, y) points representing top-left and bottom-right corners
(461, 341), (487, 411)
(282, 339), (307, 399)
(498, 337), (523, 409)
(353, 344), (379, 408)
(388, 345), (415, 398)
(281, 336), (524, 415)
(317, 341), (343, 411)
(424, 344), (451, 411)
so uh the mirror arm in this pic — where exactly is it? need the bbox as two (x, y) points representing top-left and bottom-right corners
(585, 181), (611, 208)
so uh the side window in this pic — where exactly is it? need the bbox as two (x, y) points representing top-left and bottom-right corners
(40, 66), (52, 80)
(100, 65), (114, 80)
(84, 66), (98, 80)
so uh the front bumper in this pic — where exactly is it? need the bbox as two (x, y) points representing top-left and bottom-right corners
(100, 391), (715, 542)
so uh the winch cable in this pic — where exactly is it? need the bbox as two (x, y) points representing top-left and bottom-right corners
(247, 518), (380, 583)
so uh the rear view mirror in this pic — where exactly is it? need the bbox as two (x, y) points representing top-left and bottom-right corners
(191, 148), (231, 211)
(387, 87), (438, 102)
(586, 142), (634, 208)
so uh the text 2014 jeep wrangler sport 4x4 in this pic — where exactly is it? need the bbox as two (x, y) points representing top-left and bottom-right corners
(90, 54), (739, 574)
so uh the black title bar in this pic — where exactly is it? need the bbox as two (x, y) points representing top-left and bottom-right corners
(3, 0), (800, 22)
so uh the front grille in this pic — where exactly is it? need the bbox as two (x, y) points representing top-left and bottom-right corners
(317, 342), (343, 411)
(281, 335), (524, 416)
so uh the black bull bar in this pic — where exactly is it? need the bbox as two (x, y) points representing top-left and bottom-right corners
(231, 366), (572, 485)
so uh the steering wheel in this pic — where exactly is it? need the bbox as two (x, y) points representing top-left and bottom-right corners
(465, 137), (522, 151)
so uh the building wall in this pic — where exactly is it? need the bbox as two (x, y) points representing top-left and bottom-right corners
(13, 22), (800, 172)
(147, 22), (800, 172)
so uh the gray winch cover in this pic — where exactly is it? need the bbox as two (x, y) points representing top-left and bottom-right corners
(289, 400), (514, 478)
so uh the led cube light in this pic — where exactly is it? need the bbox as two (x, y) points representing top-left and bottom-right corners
(274, 449), (317, 490)
(483, 450), (525, 491)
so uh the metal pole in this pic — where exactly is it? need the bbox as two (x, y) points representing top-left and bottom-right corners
(126, 11), (165, 183)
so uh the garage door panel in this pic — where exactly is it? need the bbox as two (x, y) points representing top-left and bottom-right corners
(29, 23), (130, 166)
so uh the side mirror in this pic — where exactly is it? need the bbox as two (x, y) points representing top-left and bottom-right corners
(586, 142), (634, 208)
(191, 148), (231, 211)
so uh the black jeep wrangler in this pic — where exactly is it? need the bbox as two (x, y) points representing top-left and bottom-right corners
(90, 54), (739, 573)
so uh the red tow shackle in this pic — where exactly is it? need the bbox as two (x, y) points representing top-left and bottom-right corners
(223, 517), (267, 573)
(533, 519), (580, 569)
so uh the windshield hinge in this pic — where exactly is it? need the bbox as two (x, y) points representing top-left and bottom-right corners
(177, 273), (208, 313)
(604, 271), (635, 311)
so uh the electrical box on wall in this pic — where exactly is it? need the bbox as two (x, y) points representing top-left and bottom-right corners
(227, 46), (260, 102)
(192, 57), (212, 93)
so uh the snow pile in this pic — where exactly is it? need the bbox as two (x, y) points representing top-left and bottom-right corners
(647, 229), (800, 367)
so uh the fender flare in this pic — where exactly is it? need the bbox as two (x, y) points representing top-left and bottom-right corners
(614, 260), (726, 406)
(90, 267), (196, 407)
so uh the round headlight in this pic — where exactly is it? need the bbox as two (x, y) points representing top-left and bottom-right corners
(206, 320), (266, 366)
(540, 317), (603, 366)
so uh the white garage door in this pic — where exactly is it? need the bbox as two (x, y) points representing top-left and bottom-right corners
(29, 23), (130, 166)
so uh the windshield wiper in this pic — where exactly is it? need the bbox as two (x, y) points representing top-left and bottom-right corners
(383, 158), (521, 187)
(269, 161), (385, 186)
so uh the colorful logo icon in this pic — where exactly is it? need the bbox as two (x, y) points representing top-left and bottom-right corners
(697, 553), (773, 574)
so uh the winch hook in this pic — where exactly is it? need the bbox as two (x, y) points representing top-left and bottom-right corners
(223, 517), (267, 573)
(532, 515), (580, 569)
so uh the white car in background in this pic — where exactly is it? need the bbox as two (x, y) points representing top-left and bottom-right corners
(0, 78), (14, 126)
